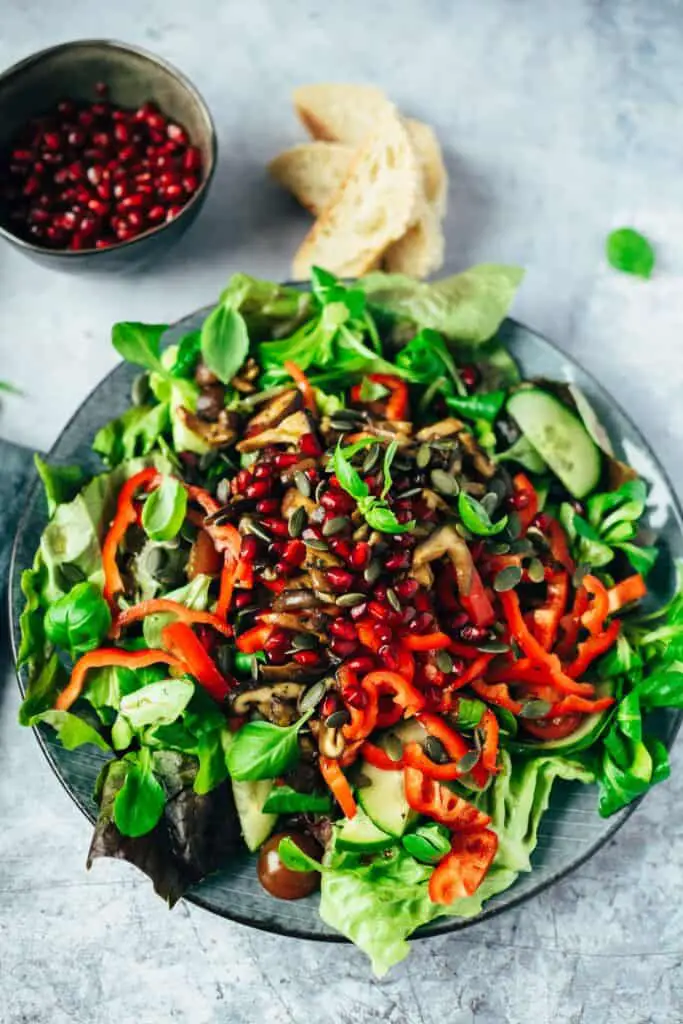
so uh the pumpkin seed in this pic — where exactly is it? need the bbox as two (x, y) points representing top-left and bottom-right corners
(216, 646), (232, 676)
(315, 480), (327, 503)
(386, 587), (401, 613)
(332, 408), (366, 424)
(394, 456), (412, 472)
(313, 589), (337, 606)
(526, 526), (548, 549)
(294, 471), (312, 498)
(305, 537), (329, 551)
(291, 632), (318, 651)
(131, 372), (151, 407)
(477, 639), (511, 654)
(493, 565), (523, 592)
(424, 736), (450, 764)
(199, 450), (218, 472)
(336, 592), (367, 608)
(216, 478), (231, 505)
(456, 750), (480, 774)
(322, 515), (350, 537)
(325, 708), (351, 730)
(430, 468), (459, 496)
(288, 506), (307, 538)
(250, 656), (260, 682)
(506, 511), (522, 540)
(247, 520), (272, 543)
(362, 445), (381, 474)
(399, 487), (423, 499)
(59, 562), (87, 588)
(416, 444), (432, 469)
(298, 679), (329, 713)
(510, 537), (533, 555)
(481, 492), (499, 516)
(363, 559), (382, 585)
(519, 699), (552, 720)
(329, 416), (354, 433)
(435, 649), (454, 673)
(489, 541), (511, 555)
(527, 557), (546, 584)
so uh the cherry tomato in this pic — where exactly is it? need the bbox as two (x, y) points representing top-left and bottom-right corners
(257, 832), (322, 900)
(520, 713), (583, 742)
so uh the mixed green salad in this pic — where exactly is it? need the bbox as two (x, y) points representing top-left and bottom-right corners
(18, 264), (683, 975)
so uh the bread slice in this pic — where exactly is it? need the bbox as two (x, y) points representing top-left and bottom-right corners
(405, 119), (448, 217)
(384, 200), (445, 278)
(291, 109), (421, 280)
(293, 83), (393, 144)
(268, 142), (352, 214)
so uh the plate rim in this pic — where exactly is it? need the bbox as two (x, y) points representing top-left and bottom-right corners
(8, 308), (683, 943)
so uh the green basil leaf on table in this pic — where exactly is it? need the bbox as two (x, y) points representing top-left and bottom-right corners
(458, 491), (508, 537)
(278, 835), (325, 873)
(226, 707), (315, 781)
(605, 227), (655, 279)
(262, 785), (333, 815)
(44, 581), (111, 657)
(113, 748), (167, 838)
(141, 475), (187, 542)
(401, 823), (451, 864)
(112, 322), (169, 374)
(200, 304), (250, 384)
(34, 456), (88, 516)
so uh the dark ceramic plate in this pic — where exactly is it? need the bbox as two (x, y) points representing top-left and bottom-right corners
(10, 312), (683, 941)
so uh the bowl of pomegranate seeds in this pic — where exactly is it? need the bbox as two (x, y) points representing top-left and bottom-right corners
(0, 39), (216, 270)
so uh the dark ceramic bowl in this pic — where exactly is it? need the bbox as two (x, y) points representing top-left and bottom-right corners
(0, 40), (216, 273)
(9, 311), (683, 942)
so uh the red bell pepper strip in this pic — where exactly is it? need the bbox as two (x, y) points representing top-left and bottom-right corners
(55, 647), (185, 711)
(361, 670), (425, 716)
(459, 566), (495, 628)
(499, 589), (595, 695)
(566, 620), (621, 679)
(343, 680), (379, 742)
(375, 698), (404, 729)
(355, 619), (380, 653)
(403, 632), (452, 652)
(112, 599), (232, 639)
(581, 574), (610, 636)
(548, 694), (616, 716)
(512, 473), (539, 534)
(284, 360), (318, 414)
(417, 712), (469, 762)
(404, 765), (492, 831)
(470, 679), (523, 715)
(360, 741), (403, 770)
(395, 645), (416, 683)
(351, 373), (409, 421)
(449, 654), (494, 692)
(531, 571), (569, 650)
(555, 586), (590, 659)
(607, 574), (647, 615)
(544, 515), (575, 573)
(403, 742), (462, 780)
(479, 709), (500, 774)
(428, 829), (498, 905)
(102, 468), (161, 607)
(236, 622), (274, 654)
(161, 621), (230, 701)
(319, 757), (357, 819)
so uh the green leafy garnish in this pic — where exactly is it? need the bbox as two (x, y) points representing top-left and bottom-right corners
(359, 376), (390, 402)
(171, 331), (202, 379)
(445, 390), (506, 423)
(34, 456), (88, 517)
(262, 786), (332, 815)
(458, 491), (508, 536)
(44, 581), (111, 658)
(454, 697), (487, 729)
(200, 305), (250, 384)
(113, 748), (166, 838)
(112, 322), (169, 374)
(277, 836), (324, 873)
(401, 823), (451, 864)
(141, 475), (187, 542)
(29, 709), (112, 752)
(226, 708), (315, 781)
(331, 441), (415, 535)
(606, 228), (655, 279)
(561, 478), (656, 574)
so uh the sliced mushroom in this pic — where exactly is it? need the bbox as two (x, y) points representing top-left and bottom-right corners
(462, 480), (487, 497)
(271, 589), (321, 612)
(243, 390), (302, 438)
(237, 410), (311, 453)
(258, 611), (327, 640)
(459, 429), (496, 479)
(412, 562), (434, 588)
(416, 417), (464, 442)
(317, 722), (346, 759)
(260, 662), (320, 683)
(421, 488), (451, 513)
(412, 524), (474, 595)
(281, 487), (316, 518)
(231, 681), (305, 714)
(231, 356), (260, 394)
(177, 407), (239, 448)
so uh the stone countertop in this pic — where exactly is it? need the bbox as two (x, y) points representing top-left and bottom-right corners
(1, 2), (683, 1022)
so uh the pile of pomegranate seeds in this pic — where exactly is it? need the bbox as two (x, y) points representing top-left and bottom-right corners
(0, 84), (202, 250)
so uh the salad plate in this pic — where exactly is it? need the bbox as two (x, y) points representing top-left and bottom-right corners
(9, 268), (683, 974)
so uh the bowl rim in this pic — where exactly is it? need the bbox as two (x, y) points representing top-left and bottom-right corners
(0, 38), (217, 258)
(8, 305), (683, 943)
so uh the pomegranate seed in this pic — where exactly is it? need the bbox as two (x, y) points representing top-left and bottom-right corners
(147, 112), (167, 131)
(87, 198), (109, 217)
(255, 498), (280, 514)
(460, 365), (479, 391)
(252, 464), (271, 480)
(58, 99), (77, 114)
(260, 517), (289, 538)
(53, 168), (70, 185)
(167, 123), (188, 144)
(282, 539), (306, 566)
(23, 177), (40, 197)
(414, 592), (431, 612)
(395, 578), (419, 602)
(532, 512), (551, 531)
(459, 624), (489, 643)
(327, 537), (353, 561)
(368, 601), (390, 622)
(127, 211), (143, 230)
(300, 433), (322, 458)
(373, 623), (392, 645)
(326, 568), (356, 591)
(321, 490), (354, 514)
(321, 694), (341, 718)
(43, 132), (61, 151)
(349, 602), (369, 621)
(265, 629), (290, 654)
(346, 655), (376, 674)
(273, 452), (299, 470)
(183, 146), (202, 171)
(293, 649), (321, 667)
(182, 174), (198, 194)
(166, 205), (184, 221)
(67, 129), (85, 147)
(240, 536), (259, 560)
(95, 238), (113, 249)
(245, 480), (271, 500)
(349, 542), (371, 569)
(508, 491), (530, 511)
(330, 619), (359, 641)
(330, 637), (359, 658)
(118, 193), (144, 210)
(147, 204), (165, 222)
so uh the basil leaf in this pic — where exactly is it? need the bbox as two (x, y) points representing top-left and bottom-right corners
(455, 697), (486, 730)
(34, 456), (88, 517)
(141, 475), (187, 542)
(226, 708), (314, 781)
(44, 581), (112, 657)
(616, 542), (658, 576)
(458, 491), (508, 536)
(112, 322), (168, 374)
(277, 835), (324, 873)
(171, 331), (202, 379)
(119, 679), (195, 730)
(262, 785), (332, 814)
(617, 690), (642, 742)
(194, 729), (232, 795)
(362, 501), (415, 535)
(333, 442), (369, 501)
(200, 305), (249, 384)
(233, 650), (267, 675)
(446, 390), (506, 423)
(395, 328), (463, 390)
(606, 227), (655, 279)
(359, 376), (390, 402)
(645, 736), (670, 785)
(381, 440), (398, 499)
(29, 709), (112, 752)
(113, 749), (166, 838)
(401, 823), (451, 864)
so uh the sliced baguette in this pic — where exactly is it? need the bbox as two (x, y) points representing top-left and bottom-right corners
(384, 200), (445, 278)
(268, 142), (352, 214)
(293, 83), (393, 144)
(405, 119), (448, 217)
(291, 109), (420, 280)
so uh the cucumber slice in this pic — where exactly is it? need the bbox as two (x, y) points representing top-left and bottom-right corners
(508, 683), (615, 756)
(356, 720), (426, 837)
(336, 807), (394, 852)
(231, 779), (277, 852)
(507, 389), (601, 499)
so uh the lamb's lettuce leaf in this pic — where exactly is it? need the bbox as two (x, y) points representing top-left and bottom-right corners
(28, 709), (112, 752)
(34, 456), (88, 516)
(93, 402), (170, 467)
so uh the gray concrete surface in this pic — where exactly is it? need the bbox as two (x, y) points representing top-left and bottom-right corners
(1, 2), (683, 1021)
